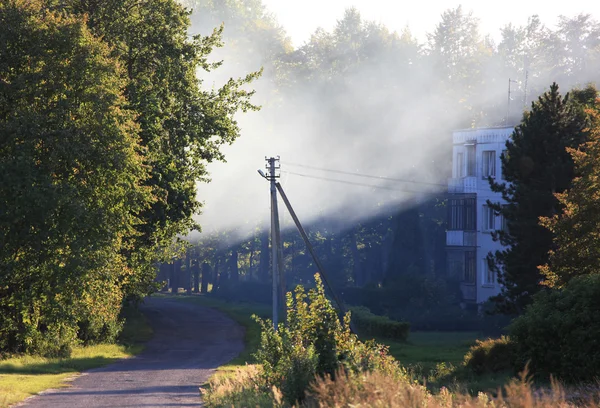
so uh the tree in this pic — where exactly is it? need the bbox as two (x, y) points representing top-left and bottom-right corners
(539, 100), (600, 287)
(58, 0), (260, 299)
(487, 83), (596, 313)
(0, 0), (152, 354)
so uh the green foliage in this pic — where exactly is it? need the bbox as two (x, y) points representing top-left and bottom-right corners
(509, 274), (600, 381)
(539, 102), (600, 288)
(463, 336), (516, 375)
(488, 83), (597, 313)
(0, 0), (258, 356)
(253, 274), (406, 405)
(350, 306), (410, 342)
(0, 0), (151, 356)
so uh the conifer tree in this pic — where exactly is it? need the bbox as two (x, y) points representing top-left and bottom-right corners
(488, 83), (596, 313)
(539, 100), (600, 287)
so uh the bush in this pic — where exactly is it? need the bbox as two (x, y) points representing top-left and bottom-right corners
(350, 306), (410, 342)
(464, 336), (516, 375)
(509, 274), (600, 382)
(252, 274), (407, 406)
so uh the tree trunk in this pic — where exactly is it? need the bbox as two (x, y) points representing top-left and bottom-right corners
(229, 249), (239, 282)
(193, 260), (200, 293)
(201, 262), (211, 293)
(185, 254), (192, 294)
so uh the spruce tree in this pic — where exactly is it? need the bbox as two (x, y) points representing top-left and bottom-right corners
(488, 83), (596, 313)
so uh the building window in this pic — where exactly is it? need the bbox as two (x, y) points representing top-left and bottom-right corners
(464, 251), (476, 283)
(447, 251), (464, 278)
(482, 150), (496, 179)
(456, 152), (465, 178)
(500, 149), (508, 180)
(466, 144), (476, 176)
(447, 250), (476, 284)
(449, 197), (476, 231)
(482, 205), (495, 231)
(500, 205), (509, 232)
(482, 259), (495, 286)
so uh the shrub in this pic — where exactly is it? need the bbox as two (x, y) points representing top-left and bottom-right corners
(509, 274), (600, 382)
(350, 306), (410, 342)
(464, 336), (516, 375)
(252, 274), (407, 406)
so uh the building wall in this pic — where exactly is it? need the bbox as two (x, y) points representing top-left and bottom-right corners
(447, 127), (513, 304)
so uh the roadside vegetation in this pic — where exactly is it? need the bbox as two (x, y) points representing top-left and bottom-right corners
(0, 305), (152, 408)
(197, 275), (600, 407)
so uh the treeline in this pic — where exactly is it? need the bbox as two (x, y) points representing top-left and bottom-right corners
(176, 1), (600, 324)
(0, 0), (256, 356)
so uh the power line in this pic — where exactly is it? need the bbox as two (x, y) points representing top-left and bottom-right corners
(282, 170), (436, 194)
(284, 161), (447, 188)
(282, 170), (506, 201)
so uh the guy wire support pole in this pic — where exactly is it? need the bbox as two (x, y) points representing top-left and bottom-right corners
(275, 182), (357, 334)
(267, 157), (282, 331)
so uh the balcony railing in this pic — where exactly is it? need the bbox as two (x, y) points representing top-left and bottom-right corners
(446, 230), (477, 247)
(448, 176), (477, 194)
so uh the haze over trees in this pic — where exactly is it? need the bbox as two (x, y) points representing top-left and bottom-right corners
(182, 1), (600, 320)
(2, 0), (600, 357)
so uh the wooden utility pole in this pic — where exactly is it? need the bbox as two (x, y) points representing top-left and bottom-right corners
(266, 156), (282, 330)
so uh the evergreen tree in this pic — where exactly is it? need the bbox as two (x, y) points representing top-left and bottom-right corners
(488, 83), (596, 313)
(539, 99), (600, 287)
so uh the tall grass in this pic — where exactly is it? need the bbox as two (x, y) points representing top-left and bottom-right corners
(204, 366), (600, 407)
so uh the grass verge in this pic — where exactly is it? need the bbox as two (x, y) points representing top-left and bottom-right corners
(0, 304), (152, 408)
(381, 331), (512, 394)
(170, 295), (513, 395)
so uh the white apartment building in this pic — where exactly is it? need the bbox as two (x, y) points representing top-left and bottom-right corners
(446, 126), (513, 304)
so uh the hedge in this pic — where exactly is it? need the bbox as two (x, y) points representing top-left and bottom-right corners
(350, 306), (410, 342)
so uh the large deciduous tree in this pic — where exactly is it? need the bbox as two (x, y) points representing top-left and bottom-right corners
(55, 0), (260, 300)
(0, 0), (259, 355)
(487, 83), (597, 314)
(0, 0), (152, 354)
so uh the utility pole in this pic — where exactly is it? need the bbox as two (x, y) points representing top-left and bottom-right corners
(266, 156), (282, 330)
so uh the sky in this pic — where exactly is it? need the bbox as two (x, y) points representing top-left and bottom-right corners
(262, 0), (600, 46)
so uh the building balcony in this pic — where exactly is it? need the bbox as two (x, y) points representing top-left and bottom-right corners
(448, 176), (477, 193)
(446, 230), (477, 247)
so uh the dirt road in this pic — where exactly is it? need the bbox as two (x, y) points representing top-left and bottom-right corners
(20, 296), (245, 407)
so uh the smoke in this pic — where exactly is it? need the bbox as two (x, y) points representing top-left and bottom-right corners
(185, 3), (600, 244)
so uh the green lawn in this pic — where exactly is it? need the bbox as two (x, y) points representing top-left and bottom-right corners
(0, 305), (153, 408)
(383, 331), (479, 374)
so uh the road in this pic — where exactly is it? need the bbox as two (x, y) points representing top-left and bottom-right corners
(20, 297), (245, 408)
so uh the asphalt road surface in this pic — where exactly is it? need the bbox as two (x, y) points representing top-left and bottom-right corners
(20, 296), (245, 407)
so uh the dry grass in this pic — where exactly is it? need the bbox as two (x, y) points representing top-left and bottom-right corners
(202, 365), (283, 408)
(202, 365), (600, 408)
(307, 370), (600, 408)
